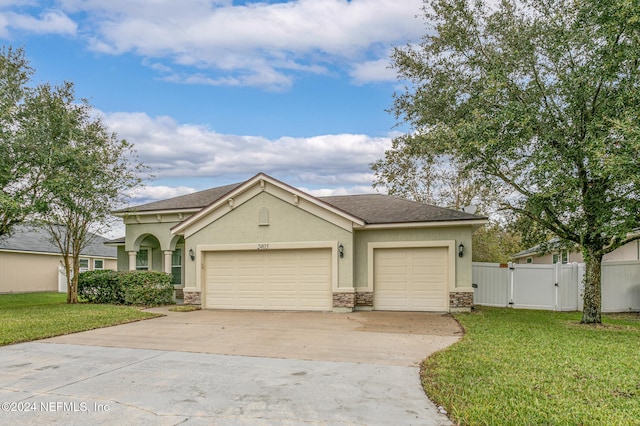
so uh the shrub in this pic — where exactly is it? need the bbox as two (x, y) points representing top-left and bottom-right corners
(78, 270), (123, 304)
(78, 270), (175, 306)
(119, 271), (175, 306)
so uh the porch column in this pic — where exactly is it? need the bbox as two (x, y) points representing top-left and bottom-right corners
(128, 251), (137, 271)
(163, 251), (172, 274)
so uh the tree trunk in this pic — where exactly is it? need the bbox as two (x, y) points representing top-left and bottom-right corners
(581, 249), (603, 324)
(64, 255), (78, 304)
(68, 276), (78, 304)
(68, 258), (79, 304)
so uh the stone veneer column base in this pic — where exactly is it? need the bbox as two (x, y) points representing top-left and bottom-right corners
(183, 289), (201, 306)
(332, 292), (355, 312)
(355, 291), (373, 308)
(449, 291), (473, 312)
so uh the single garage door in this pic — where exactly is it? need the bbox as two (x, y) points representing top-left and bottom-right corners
(204, 248), (332, 311)
(374, 247), (448, 311)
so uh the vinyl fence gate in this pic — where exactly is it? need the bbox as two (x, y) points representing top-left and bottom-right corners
(472, 261), (640, 312)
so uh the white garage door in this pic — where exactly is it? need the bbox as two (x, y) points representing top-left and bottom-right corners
(374, 247), (448, 311)
(204, 248), (332, 311)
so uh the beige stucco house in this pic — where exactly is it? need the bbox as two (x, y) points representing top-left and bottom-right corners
(0, 224), (117, 293)
(513, 238), (640, 264)
(111, 173), (487, 312)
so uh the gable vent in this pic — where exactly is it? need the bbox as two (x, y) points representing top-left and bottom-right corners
(258, 207), (269, 226)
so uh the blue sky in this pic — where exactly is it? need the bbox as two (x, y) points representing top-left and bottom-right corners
(1, 0), (425, 204)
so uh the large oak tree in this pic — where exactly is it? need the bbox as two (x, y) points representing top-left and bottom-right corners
(389, 0), (640, 323)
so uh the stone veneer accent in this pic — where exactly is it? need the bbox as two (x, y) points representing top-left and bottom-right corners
(333, 292), (355, 309)
(355, 291), (374, 307)
(183, 289), (201, 305)
(449, 291), (473, 310)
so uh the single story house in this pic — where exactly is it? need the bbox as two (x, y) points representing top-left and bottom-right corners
(513, 238), (640, 264)
(0, 224), (117, 293)
(111, 173), (487, 312)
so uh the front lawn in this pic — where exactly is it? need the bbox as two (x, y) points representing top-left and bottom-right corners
(0, 292), (161, 346)
(423, 307), (640, 425)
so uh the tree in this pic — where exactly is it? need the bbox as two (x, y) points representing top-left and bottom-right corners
(29, 81), (144, 303)
(472, 223), (524, 263)
(0, 47), (52, 236)
(372, 134), (502, 213)
(390, 0), (640, 323)
(373, 123), (514, 264)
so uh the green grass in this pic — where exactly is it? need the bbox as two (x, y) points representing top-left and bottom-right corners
(0, 292), (161, 346)
(422, 307), (640, 425)
(168, 305), (201, 312)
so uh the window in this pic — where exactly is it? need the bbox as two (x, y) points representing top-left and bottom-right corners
(94, 259), (104, 270)
(526, 257), (533, 264)
(79, 258), (89, 272)
(553, 251), (569, 264)
(171, 248), (182, 285)
(136, 249), (149, 271)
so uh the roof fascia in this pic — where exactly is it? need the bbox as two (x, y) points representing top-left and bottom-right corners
(361, 219), (489, 230)
(112, 208), (201, 218)
(0, 248), (117, 258)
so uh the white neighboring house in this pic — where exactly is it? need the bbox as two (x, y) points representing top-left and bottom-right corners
(0, 224), (117, 293)
(513, 238), (640, 264)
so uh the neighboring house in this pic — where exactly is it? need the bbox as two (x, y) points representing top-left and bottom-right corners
(111, 173), (487, 312)
(0, 224), (117, 293)
(513, 238), (640, 264)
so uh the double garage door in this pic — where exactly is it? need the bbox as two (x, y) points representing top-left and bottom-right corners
(203, 248), (332, 311)
(373, 247), (449, 311)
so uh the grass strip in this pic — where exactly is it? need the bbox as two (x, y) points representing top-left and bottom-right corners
(422, 307), (640, 425)
(0, 292), (161, 346)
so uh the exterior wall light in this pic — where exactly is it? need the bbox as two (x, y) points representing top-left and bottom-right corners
(338, 244), (344, 258)
(458, 243), (464, 258)
(189, 248), (195, 261)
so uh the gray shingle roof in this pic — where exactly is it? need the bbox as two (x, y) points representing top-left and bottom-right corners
(513, 238), (574, 258)
(118, 179), (485, 225)
(0, 224), (117, 258)
(116, 183), (242, 213)
(319, 194), (481, 224)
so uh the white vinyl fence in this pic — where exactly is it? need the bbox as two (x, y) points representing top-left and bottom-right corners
(473, 261), (640, 312)
(58, 266), (67, 293)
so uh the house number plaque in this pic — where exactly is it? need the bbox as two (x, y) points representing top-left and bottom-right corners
(257, 243), (269, 250)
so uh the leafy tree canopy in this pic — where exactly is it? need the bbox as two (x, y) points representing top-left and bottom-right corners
(0, 47), (51, 236)
(0, 46), (145, 303)
(389, 0), (640, 323)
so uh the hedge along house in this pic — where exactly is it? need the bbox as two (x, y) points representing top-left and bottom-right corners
(112, 173), (487, 312)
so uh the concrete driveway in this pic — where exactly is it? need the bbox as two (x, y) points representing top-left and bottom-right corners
(0, 309), (462, 425)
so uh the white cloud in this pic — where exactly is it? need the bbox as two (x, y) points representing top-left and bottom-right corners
(304, 185), (379, 197)
(350, 56), (397, 85)
(101, 110), (393, 193)
(127, 185), (197, 201)
(56, 0), (423, 88)
(0, 10), (77, 37)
